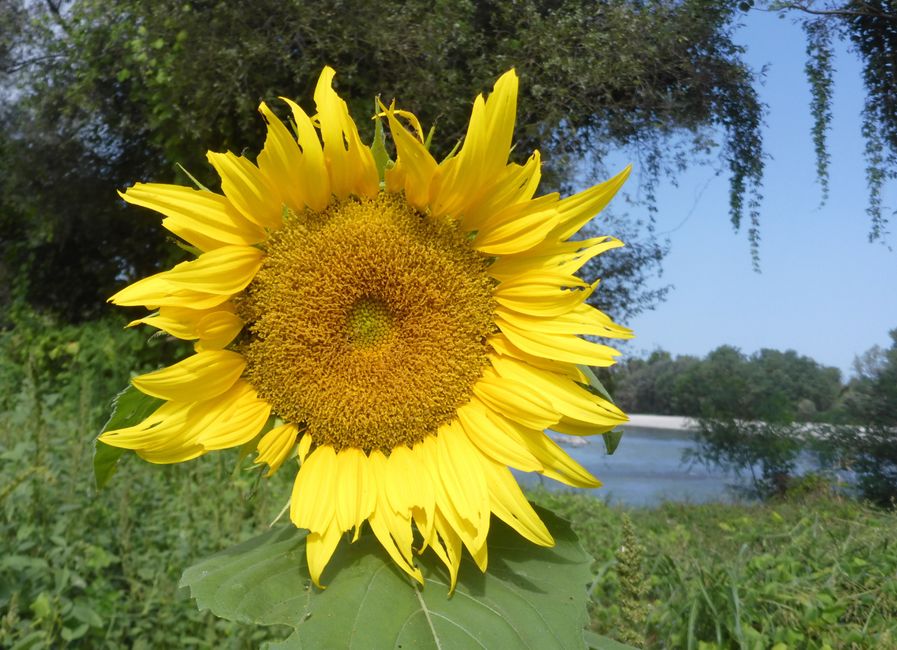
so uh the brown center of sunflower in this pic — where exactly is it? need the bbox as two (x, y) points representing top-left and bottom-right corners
(237, 193), (495, 453)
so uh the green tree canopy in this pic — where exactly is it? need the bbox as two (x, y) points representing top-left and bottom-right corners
(612, 344), (844, 420)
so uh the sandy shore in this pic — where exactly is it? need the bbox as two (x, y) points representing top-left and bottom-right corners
(624, 414), (697, 431)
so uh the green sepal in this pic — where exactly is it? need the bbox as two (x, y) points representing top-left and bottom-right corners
(423, 124), (436, 151)
(176, 162), (212, 192)
(602, 429), (623, 456)
(577, 365), (625, 455)
(578, 364), (614, 402)
(371, 101), (392, 183)
(181, 506), (594, 649)
(170, 237), (203, 257)
(94, 385), (163, 489)
(232, 415), (281, 478)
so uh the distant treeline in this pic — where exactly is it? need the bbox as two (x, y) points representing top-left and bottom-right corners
(607, 332), (897, 426)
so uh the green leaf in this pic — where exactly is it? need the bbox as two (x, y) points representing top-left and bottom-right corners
(94, 385), (163, 489)
(181, 506), (593, 649)
(583, 630), (640, 650)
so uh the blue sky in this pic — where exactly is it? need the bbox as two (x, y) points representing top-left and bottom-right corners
(614, 9), (896, 378)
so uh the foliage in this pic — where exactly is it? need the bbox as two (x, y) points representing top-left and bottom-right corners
(612, 345), (843, 421)
(0, 0), (774, 321)
(531, 488), (897, 649)
(181, 508), (596, 650)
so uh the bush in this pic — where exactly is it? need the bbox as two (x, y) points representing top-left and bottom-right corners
(685, 418), (807, 499)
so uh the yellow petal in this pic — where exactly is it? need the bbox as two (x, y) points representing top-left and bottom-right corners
(119, 183), (265, 249)
(434, 421), (489, 535)
(512, 426), (603, 488)
(455, 399), (543, 472)
(280, 96), (331, 211)
(207, 151), (282, 229)
(382, 101), (437, 209)
(489, 353), (626, 430)
(291, 445), (337, 533)
(497, 317), (622, 367)
(488, 333), (587, 382)
(430, 70), (518, 219)
(430, 509), (463, 591)
(254, 423), (298, 476)
(99, 381), (266, 463)
(194, 311), (244, 350)
(131, 350), (245, 402)
(257, 101), (307, 213)
(489, 236), (623, 280)
(162, 221), (232, 253)
(368, 451), (423, 583)
(334, 448), (375, 539)
(306, 520), (342, 589)
(109, 245), (263, 307)
(313, 67), (378, 200)
(492, 272), (594, 318)
(551, 165), (631, 240)
(418, 436), (483, 557)
(385, 445), (433, 517)
(196, 383), (272, 450)
(474, 203), (560, 255)
(472, 371), (559, 430)
(495, 303), (633, 340)
(128, 304), (238, 341)
(483, 459), (554, 546)
(297, 432), (312, 464)
(458, 152), (545, 231)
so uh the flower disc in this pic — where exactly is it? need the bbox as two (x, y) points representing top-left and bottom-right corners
(238, 193), (495, 453)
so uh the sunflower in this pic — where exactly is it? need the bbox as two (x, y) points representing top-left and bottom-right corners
(101, 67), (632, 589)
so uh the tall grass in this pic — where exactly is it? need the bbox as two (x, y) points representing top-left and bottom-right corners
(0, 312), (291, 647)
(532, 488), (897, 649)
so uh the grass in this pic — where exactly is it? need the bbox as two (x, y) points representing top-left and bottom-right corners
(2, 314), (897, 648)
(531, 488), (897, 649)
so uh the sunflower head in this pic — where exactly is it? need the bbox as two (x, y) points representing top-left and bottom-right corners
(101, 66), (633, 589)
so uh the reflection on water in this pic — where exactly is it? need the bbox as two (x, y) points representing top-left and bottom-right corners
(517, 425), (747, 507)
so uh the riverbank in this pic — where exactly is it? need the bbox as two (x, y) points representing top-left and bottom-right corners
(624, 413), (697, 431)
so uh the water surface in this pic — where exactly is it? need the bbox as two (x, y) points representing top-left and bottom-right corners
(518, 425), (746, 507)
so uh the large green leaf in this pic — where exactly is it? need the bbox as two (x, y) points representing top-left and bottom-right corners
(93, 384), (162, 489)
(583, 630), (640, 650)
(181, 507), (594, 649)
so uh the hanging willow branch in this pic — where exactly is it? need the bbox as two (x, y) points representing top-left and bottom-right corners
(804, 19), (834, 205)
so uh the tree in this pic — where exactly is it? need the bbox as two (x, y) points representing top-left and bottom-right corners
(1, 0), (764, 321)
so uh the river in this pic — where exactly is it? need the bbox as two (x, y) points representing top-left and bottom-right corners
(517, 425), (746, 507)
